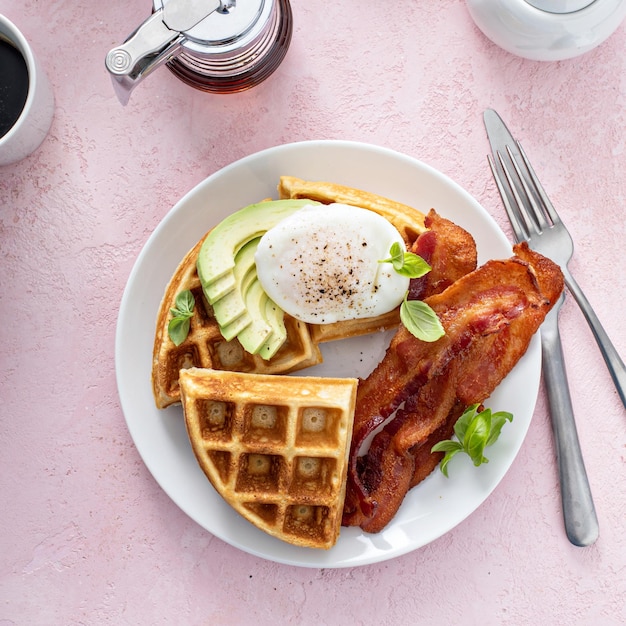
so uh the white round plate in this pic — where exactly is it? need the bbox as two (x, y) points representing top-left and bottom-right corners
(115, 140), (541, 568)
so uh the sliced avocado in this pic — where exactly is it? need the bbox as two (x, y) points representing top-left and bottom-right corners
(212, 237), (260, 327)
(236, 278), (274, 355)
(218, 312), (251, 342)
(217, 264), (257, 341)
(218, 263), (288, 357)
(204, 273), (236, 305)
(216, 247), (260, 340)
(257, 297), (288, 360)
(197, 199), (317, 303)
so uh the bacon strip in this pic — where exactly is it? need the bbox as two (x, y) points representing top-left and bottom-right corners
(343, 243), (564, 531)
(409, 209), (477, 300)
(342, 211), (477, 521)
(343, 209), (478, 499)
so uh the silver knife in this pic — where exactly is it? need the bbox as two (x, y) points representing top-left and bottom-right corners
(484, 109), (599, 547)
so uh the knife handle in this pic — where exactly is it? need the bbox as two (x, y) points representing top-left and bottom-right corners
(540, 304), (599, 547)
(562, 267), (626, 409)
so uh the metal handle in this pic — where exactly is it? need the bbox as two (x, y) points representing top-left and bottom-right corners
(106, 12), (180, 78)
(105, 0), (225, 105)
(540, 302), (599, 547)
(562, 267), (626, 409)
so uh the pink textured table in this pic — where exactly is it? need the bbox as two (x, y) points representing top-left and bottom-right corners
(1, 1), (625, 623)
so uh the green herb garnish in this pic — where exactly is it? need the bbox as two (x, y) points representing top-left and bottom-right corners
(431, 404), (514, 477)
(379, 241), (431, 278)
(380, 242), (444, 342)
(168, 290), (195, 346)
(399, 295), (445, 342)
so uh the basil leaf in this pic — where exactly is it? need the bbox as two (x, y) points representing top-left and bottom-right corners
(389, 242), (404, 271)
(395, 252), (431, 278)
(486, 411), (514, 447)
(174, 289), (195, 315)
(379, 243), (431, 278)
(432, 404), (514, 477)
(168, 316), (191, 346)
(167, 290), (195, 345)
(439, 449), (461, 478)
(431, 440), (463, 454)
(400, 298), (445, 342)
(465, 411), (490, 466)
(453, 403), (479, 442)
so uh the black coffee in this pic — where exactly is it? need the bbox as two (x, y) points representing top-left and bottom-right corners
(0, 38), (29, 138)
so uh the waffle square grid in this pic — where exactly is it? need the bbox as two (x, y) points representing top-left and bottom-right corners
(180, 368), (357, 549)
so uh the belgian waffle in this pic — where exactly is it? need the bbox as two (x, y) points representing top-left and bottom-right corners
(179, 368), (358, 549)
(151, 237), (323, 409)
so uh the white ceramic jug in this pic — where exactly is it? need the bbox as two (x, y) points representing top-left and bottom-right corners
(465, 0), (626, 60)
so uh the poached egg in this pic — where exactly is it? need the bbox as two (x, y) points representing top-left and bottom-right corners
(255, 203), (410, 324)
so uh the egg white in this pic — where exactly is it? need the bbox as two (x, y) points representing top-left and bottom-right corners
(255, 203), (410, 324)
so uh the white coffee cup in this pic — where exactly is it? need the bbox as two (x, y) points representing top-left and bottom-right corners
(0, 15), (54, 166)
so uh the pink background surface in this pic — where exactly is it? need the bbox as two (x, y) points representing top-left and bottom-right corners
(1, 1), (626, 624)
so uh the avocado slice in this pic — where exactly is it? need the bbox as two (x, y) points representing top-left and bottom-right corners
(257, 297), (288, 360)
(236, 278), (274, 355)
(216, 265), (256, 341)
(212, 237), (260, 328)
(218, 312), (251, 343)
(197, 199), (318, 304)
(214, 257), (287, 356)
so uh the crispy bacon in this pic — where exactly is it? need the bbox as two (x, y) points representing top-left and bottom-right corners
(343, 243), (564, 532)
(409, 209), (477, 300)
(342, 210), (477, 521)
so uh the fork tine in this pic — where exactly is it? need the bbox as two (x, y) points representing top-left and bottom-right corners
(506, 145), (550, 233)
(496, 147), (549, 240)
(515, 140), (561, 226)
(487, 153), (527, 243)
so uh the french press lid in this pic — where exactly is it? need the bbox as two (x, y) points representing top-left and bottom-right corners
(106, 0), (286, 104)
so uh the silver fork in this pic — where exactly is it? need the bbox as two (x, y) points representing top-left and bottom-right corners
(485, 110), (626, 408)
(484, 108), (609, 547)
